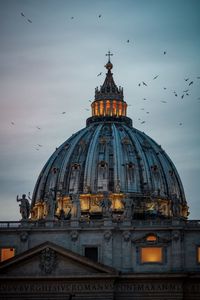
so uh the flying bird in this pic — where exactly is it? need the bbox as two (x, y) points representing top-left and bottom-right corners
(185, 78), (189, 81)
(36, 126), (41, 130)
(97, 72), (102, 76)
(186, 93), (189, 96)
(179, 123), (182, 126)
(183, 90), (189, 93)
(140, 108), (145, 110)
(127, 40), (130, 43)
(27, 19), (32, 23)
(71, 16), (74, 19)
(163, 51), (166, 55)
(142, 81), (147, 86)
(89, 100), (92, 102)
(61, 112), (66, 114)
(163, 87), (167, 90)
(37, 144), (43, 147)
(21, 12), (25, 17)
(173, 91), (178, 97)
(98, 14), (101, 18)
(146, 112), (150, 114)
(161, 100), (167, 103)
(189, 81), (193, 86)
(153, 75), (159, 80)
(143, 98), (147, 101)
(11, 122), (15, 125)
(138, 83), (141, 87)
(181, 95), (184, 99)
(141, 121), (146, 124)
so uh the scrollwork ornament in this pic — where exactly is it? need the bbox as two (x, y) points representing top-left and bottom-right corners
(39, 247), (57, 274)
(104, 230), (112, 242)
(123, 231), (131, 242)
(70, 230), (79, 242)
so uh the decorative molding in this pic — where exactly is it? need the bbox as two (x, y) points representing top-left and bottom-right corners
(39, 247), (57, 274)
(123, 231), (131, 242)
(70, 230), (79, 242)
(104, 230), (112, 242)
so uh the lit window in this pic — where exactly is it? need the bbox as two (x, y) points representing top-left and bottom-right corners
(198, 247), (200, 263)
(118, 102), (122, 116)
(113, 100), (117, 116)
(99, 101), (104, 115)
(146, 234), (157, 242)
(141, 247), (163, 263)
(1, 248), (15, 262)
(106, 100), (110, 116)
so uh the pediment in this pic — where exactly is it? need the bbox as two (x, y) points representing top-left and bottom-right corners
(0, 241), (117, 277)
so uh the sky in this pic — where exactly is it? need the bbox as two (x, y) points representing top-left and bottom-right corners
(0, 0), (199, 221)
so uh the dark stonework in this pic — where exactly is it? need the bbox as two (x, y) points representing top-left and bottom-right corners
(39, 247), (57, 274)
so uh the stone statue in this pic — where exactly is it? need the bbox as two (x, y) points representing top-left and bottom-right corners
(100, 192), (112, 218)
(171, 194), (180, 217)
(16, 194), (30, 220)
(44, 189), (56, 219)
(122, 195), (134, 220)
(71, 193), (81, 220)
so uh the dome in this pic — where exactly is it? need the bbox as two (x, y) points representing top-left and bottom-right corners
(31, 54), (189, 221)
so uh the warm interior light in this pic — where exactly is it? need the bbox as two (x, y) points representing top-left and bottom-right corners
(141, 247), (162, 263)
(106, 100), (110, 115)
(198, 247), (200, 263)
(100, 101), (104, 115)
(146, 235), (157, 242)
(1, 248), (15, 262)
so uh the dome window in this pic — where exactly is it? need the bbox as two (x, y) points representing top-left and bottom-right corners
(72, 163), (80, 170)
(151, 165), (158, 172)
(52, 167), (58, 174)
(99, 161), (107, 168)
(127, 162), (135, 169)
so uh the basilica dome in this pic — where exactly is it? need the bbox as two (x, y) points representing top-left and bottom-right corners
(31, 55), (188, 220)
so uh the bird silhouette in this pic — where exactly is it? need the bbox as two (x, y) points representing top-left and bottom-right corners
(141, 121), (146, 124)
(179, 123), (182, 126)
(71, 16), (74, 19)
(36, 126), (41, 130)
(140, 108), (145, 110)
(11, 122), (15, 125)
(181, 95), (184, 99)
(27, 19), (32, 23)
(138, 83), (141, 87)
(143, 98), (147, 101)
(161, 100), (167, 103)
(98, 14), (101, 18)
(185, 78), (189, 81)
(189, 81), (193, 86)
(142, 81), (147, 86)
(153, 75), (159, 80)
(61, 112), (66, 114)
(89, 100), (92, 102)
(164, 51), (166, 55)
(21, 12), (25, 17)
(183, 89), (189, 93)
(127, 40), (130, 43)
(163, 87), (167, 90)
(37, 144), (43, 147)
(146, 112), (150, 114)
(97, 72), (102, 76)
(173, 91), (178, 97)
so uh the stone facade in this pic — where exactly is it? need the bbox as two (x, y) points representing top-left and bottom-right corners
(0, 219), (200, 299)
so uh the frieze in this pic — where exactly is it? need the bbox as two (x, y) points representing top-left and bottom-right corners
(39, 247), (57, 274)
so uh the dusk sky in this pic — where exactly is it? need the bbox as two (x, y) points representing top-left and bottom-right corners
(0, 0), (199, 220)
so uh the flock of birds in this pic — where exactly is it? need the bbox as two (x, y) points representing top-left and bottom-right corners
(8, 11), (200, 150)
(135, 74), (200, 125)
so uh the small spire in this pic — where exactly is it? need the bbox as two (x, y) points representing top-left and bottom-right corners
(105, 51), (113, 70)
(106, 50), (113, 62)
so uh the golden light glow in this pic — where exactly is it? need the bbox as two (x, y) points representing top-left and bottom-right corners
(198, 247), (200, 263)
(141, 247), (163, 263)
(100, 101), (104, 115)
(146, 235), (157, 242)
(1, 248), (15, 262)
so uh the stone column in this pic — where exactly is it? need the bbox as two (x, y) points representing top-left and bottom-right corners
(103, 230), (113, 266)
(122, 231), (132, 272)
(171, 229), (183, 271)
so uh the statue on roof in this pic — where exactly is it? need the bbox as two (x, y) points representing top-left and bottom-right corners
(16, 194), (30, 220)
